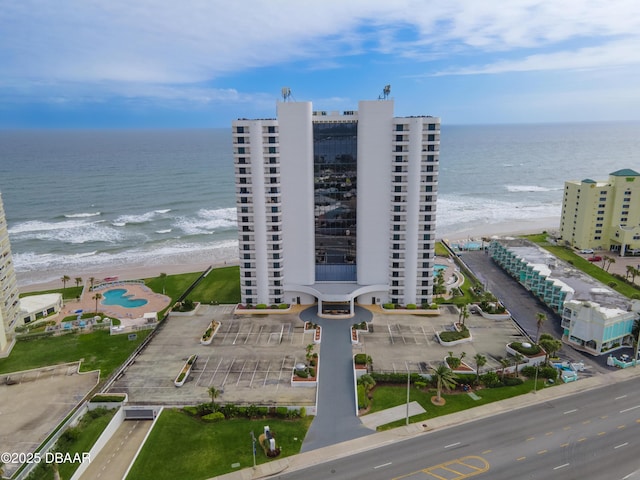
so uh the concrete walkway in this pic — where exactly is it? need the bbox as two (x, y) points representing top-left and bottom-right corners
(299, 307), (375, 452)
(359, 401), (426, 430)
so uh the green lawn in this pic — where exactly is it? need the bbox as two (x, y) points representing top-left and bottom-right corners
(144, 266), (241, 305)
(20, 285), (83, 302)
(368, 379), (545, 430)
(523, 234), (640, 299)
(126, 409), (313, 480)
(0, 329), (150, 377)
(187, 266), (241, 304)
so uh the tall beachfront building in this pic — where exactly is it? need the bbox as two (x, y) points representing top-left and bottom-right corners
(559, 169), (640, 255)
(0, 192), (19, 351)
(233, 98), (440, 315)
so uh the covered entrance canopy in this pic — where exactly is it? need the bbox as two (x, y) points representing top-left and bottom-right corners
(285, 282), (387, 317)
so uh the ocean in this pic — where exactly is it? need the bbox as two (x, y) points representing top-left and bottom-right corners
(1, 123), (639, 287)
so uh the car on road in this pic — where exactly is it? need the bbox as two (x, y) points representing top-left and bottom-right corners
(580, 249), (594, 254)
(588, 256), (602, 262)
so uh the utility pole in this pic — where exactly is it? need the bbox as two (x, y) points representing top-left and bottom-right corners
(533, 362), (539, 394)
(406, 364), (410, 425)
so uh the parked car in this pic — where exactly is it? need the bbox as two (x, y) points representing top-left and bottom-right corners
(588, 256), (602, 262)
(580, 249), (594, 254)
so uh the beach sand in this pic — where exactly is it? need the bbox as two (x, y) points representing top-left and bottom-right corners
(18, 216), (560, 293)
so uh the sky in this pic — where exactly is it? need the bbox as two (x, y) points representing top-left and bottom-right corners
(2, 0), (640, 128)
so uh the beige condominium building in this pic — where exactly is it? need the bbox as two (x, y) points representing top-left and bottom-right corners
(0, 192), (20, 351)
(559, 168), (640, 255)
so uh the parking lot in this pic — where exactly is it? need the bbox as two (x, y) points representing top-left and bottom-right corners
(109, 305), (317, 406)
(360, 306), (527, 374)
(108, 300), (538, 408)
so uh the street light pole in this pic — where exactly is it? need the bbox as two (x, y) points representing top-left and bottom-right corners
(533, 362), (539, 394)
(406, 366), (410, 425)
(251, 431), (257, 469)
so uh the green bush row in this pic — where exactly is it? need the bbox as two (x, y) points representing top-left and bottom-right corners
(509, 342), (542, 356)
(183, 403), (306, 420)
(439, 327), (470, 342)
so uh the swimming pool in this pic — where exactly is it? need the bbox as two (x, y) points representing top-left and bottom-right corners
(434, 264), (448, 273)
(102, 288), (148, 308)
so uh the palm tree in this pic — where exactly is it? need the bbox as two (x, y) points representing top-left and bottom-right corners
(92, 292), (102, 313)
(535, 312), (547, 343)
(75, 277), (83, 288)
(473, 353), (487, 383)
(61, 275), (70, 291)
(431, 364), (457, 404)
(513, 352), (525, 377)
(626, 265), (635, 280)
(606, 256), (615, 272)
(499, 358), (511, 381)
(208, 386), (220, 407)
(540, 337), (562, 362)
(159, 272), (167, 295)
(305, 343), (314, 363)
(89, 276), (96, 290)
(459, 304), (470, 327)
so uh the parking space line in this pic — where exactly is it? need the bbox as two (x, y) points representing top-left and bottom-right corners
(388, 324), (395, 344)
(256, 325), (264, 345)
(221, 358), (235, 387)
(236, 360), (247, 386)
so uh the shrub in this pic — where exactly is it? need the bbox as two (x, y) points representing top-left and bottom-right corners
(299, 406), (306, 418)
(203, 412), (225, 423)
(371, 372), (423, 384)
(407, 303), (417, 310)
(275, 407), (289, 418)
(383, 303), (395, 309)
(510, 342), (542, 356)
(480, 371), (502, 388)
(90, 394), (125, 403)
(608, 282), (617, 288)
(503, 377), (524, 386)
(446, 356), (461, 368)
(295, 369), (308, 378)
(278, 303), (289, 309)
(357, 384), (370, 409)
(308, 367), (316, 377)
(256, 406), (269, 417)
(176, 372), (185, 383)
(354, 353), (371, 365)
(256, 303), (267, 309)
(439, 329), (470, 342)
(521, 365), (559, 380)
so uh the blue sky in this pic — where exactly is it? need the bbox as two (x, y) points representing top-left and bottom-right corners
(2, 0), (640, 128)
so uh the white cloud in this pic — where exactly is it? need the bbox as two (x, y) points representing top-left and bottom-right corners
(2, 0), (640, 96)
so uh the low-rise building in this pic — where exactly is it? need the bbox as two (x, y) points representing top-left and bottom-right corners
(18, 293), (63, 325)
(489, 238), (639, 356)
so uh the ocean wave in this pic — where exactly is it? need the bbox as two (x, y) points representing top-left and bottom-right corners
(174, 207), (237, 235)
(436, 195), (561, 235)
(10, 219), (125, 244)
(13, 239), (239, 275)
(505, 185), (559, 193)
(154, 209), (171, 214)
(112, 210), (163, 226)
(155, 229), (172, 234)
(64, 212), (101, 218)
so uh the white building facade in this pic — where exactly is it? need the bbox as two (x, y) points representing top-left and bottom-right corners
(0, 192), (20, 351)
(233, 99), (440, 314)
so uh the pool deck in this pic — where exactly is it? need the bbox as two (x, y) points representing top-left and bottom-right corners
(61, 283), (171, 325)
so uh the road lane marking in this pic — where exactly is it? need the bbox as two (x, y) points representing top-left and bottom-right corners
(526, 436), (535, 441)
(598, 431), (606, 436)
(538, 450), (548, 455)
(517, 457), (526, 461)
(600, 415), (609, 419)
(545, 431), (553, 436)
(618, 425), (626, 429)
(482, 450), (492, 454)
(564, 409), (577, 414)
(578, 437), (587, 442)
(554, 463), (570, 470)
(374, 462), (392, 469)
(582, 420), (591, 424)
(561, 443), (569, 447)
(616, 395), (628, 400)
(620, 405), (640, 413)
(392, 455), (489, 480)
(615, 443), (629, 449)
(444, 442), (461, 448)
(563, 426), (571, 430)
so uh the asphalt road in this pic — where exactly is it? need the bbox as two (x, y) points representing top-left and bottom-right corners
(274, 375), (640, 480)
(457, 250), (625, 373)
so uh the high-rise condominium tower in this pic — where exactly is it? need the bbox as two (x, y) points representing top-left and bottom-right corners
(233, 98), (440, 315)
(0, 192), (19, 350)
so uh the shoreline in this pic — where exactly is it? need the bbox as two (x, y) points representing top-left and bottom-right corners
(17, 217), (560, 293)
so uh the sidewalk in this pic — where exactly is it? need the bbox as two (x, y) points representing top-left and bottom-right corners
(211, 365), (640, 480)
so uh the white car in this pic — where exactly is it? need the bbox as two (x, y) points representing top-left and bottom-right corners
(580, 249), (594, 254)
